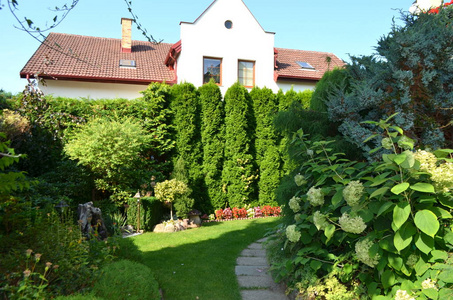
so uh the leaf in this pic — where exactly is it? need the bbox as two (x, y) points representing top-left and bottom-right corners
(393, 153), (407, 165)
(324, 224), (335, 242)
(310, 260), (323, 271)
(371, 187), (390, 199)
(429, 207), (452, 219)
(401, 150), (415, 169)
(422, 288), (438, 299)
(392, 201), (411, 230)
(438, 268), (453, 283)
(377, 202), (394, 217)
(331, 189), (343, 207)
(444, 231), (453, 245)
(394, 223), (416, 252)
(414, 210), (439, 237)
(381, 269), (396, 289)
(391, 182), (410, 195)
(415, 258), (430, 276)
(415, 233), (434, 255)
(430, 250), (448, 262)
(410, 183), (435, 193)
(388, 254), (403, 271)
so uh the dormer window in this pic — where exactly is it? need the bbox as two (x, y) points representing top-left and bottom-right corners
(296, 61), (315, 70)
(225, 20), (233, 29)
(119, 59), (136, 69)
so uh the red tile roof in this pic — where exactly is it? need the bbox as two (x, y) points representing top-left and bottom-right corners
(21, 33), (344, 85)
(20, 32), (176, 85)
(274, 48), (345, 81)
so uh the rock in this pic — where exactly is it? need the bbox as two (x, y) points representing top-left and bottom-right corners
(164, 224), (175, 233)
(153, 224), (165, 233)
(189, 215), (202, 226)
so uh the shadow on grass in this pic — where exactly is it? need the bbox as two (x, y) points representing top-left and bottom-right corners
(132, 217), (281, 300)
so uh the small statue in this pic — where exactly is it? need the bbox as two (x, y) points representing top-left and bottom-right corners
(77, 202), (108, 239)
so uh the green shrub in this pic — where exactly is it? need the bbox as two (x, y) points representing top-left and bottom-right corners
(93, 260), (160, 300)
(310, 67), (350, 113)
(271, 117), (453, 298)
(126, 196), (166, 231)
(55, 293), (101, 300)
(64, 117), (151, 205)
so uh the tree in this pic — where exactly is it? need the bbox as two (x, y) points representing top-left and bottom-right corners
(324, 7), (453, 159)
(222, 83), (257, 208)
(250, 87), (280, 205)
(64, 117), (151, 205)
(169, 83), (205, 209)
(199, 81), (225, 210)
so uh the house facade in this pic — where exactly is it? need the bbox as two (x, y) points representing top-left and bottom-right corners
(21, 0), (344, 99)
(409, 0), (443, 13)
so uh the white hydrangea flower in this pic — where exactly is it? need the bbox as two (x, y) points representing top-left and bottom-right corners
(421, 278), (437, 290)
(307, 149), (314, 157)
(381, 137), (393, 150)
(343, 181), (364, 207)
(339, 213), (366, 234)
(430, 162), (453, 192)
(289, 196), (301, 213)
(294, 174), (306, 186)
(307, 187), (324, 206)
(355, 238), (380, 267)
(413, 149), (437, 173)
(394, 290), (415, 300)
(313, 211), (328, 230)
(286, 225), (301, 243)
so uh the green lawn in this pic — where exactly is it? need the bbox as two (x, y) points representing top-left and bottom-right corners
(131, 217), (280, 300)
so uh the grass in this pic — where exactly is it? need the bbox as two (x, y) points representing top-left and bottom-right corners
(131, 217), (280, 300)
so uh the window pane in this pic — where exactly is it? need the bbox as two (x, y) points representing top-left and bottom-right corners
(203, 58), (221, 84)
(239, 61), (254, 87)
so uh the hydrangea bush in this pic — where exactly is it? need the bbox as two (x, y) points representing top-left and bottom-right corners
(270, 117), (453, 299)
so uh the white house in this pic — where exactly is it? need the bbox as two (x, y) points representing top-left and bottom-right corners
(21, 0), (344, 99)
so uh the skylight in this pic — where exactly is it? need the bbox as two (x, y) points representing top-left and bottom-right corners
(119, 59), (136, 69)
(296, 61), (315, 70)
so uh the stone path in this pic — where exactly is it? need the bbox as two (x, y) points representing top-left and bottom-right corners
(235, 238), (288, 300)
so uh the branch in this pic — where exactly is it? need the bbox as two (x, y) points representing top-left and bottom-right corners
(0, 152), (21, 158)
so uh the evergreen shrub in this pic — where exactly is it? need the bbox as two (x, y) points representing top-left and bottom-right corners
(93, 260), (160, 300)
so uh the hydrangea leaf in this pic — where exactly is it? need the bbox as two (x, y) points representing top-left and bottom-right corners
(415, 233), (434, 255)
(391, 182), (410, 195)
(414, 210), (439, 237)
(392, 201), (411, 230)
(410, 183), (435, 193)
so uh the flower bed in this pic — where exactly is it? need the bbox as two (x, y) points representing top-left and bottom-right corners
(203, 206), (281, 222)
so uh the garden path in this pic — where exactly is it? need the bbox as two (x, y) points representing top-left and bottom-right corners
(235, 238), (288, 300)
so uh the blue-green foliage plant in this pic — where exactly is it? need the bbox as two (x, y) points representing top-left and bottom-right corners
(323, 8), (453, 159)
(271, 115), (453, 299)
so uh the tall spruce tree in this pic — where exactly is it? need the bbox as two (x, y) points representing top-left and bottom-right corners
(250, 87), (280, 205)
(325, 8), (453, 158)
(222, 83), (257, 208)
(169, 83), (205, 210)
(198, 81), (225, 210)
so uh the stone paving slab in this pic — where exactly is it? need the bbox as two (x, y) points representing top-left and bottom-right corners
(235, 265), (269, 276)
(237, 275), (275, 288)
(240, 249), (266, 257)
(247, 242), (265, 250)
(240, 289), (288, 300)
(256, 237), (268, 243)
(237, 256), (268, 266)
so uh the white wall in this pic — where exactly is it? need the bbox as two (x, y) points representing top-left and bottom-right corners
(38, 80), (147, 99)
(177, 0), (279, 95)
(410, 0), (442, 13)
(277, 80), (316, 93)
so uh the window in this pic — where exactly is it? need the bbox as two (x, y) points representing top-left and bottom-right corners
(296, 61), (315, 70)
(119, 59), (136, 68)
(203, 57), (222, 85)
(225, 20), (233, 29)
(238, 60), (255, 87)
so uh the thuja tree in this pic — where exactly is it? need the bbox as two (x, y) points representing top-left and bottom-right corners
(222, 83), (257, 207)
(169, 83), (205, 209)
(250, 87), (280, 205)
(199, 81), (225, 210)
(324, 8), (453, 159)
(270, 116), (453, 299)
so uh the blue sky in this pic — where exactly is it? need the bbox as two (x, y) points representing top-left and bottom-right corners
(0, 0), (414, 94)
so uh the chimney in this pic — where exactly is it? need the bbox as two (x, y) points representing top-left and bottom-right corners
(121, 18), (132, 53)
